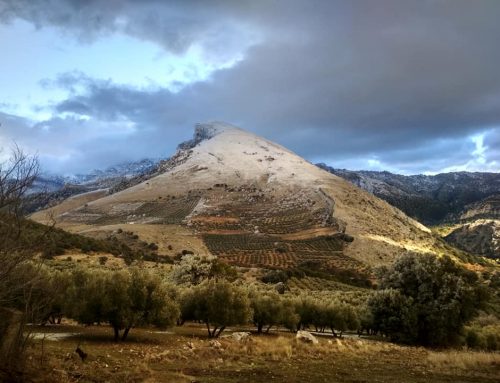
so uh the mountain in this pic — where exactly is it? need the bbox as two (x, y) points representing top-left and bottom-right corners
(33, 158), (159, 190)
(31, 122), (468, 285)
(444, 195), (500, 258)
(445, 220), (499, 259)
(317, 165), (500, 225)
(318, 165), (500, 258)
(457, 194), (500, 222)
(25, 159), (160, 214)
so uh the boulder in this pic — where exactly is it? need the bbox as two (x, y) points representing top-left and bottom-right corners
(296, 330), (318, 344)
(228, 332), (251, 342)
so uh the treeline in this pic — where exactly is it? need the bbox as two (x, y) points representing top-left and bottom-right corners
(11, 264), (360, 340)
(8, 252), (497, 351)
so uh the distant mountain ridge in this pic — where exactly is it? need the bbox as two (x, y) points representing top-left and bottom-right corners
(317, 164), (500, 225)
(317, 165), (499, 258)
(26, 159), (160, 213)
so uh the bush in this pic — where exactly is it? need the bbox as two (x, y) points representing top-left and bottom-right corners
(98, 256), (108, 265)
(464, 322), (500, 351)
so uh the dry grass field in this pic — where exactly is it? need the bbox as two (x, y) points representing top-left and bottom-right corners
(25, 324), (500, 383)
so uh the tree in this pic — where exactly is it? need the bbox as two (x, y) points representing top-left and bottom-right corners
(368, 289), (417, 343)
(0, 147), (41, 304)
(370, 252), (488, 346)
(293, 296), (320, 331)
(317, 302), (359, 337)
(170, 254), (237, 285)
(65, 268), (179, 341)
(0, 147), (46, 378)
(250, 292), (285, 333)
(4, 264), (71, 325)
(181, 280), (252, 337)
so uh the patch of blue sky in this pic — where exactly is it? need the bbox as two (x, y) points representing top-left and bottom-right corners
(0, 19), (245, 121)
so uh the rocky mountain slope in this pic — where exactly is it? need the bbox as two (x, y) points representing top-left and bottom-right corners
(444, 195), (500, 258)
(318, 165), (499, 258)
(317, 165), (500, 225)
(25, 159), (160, 213)
(32, 122), (453, 284)
(445, 220), (499, 259)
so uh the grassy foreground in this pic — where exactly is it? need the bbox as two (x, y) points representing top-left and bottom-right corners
(26, 324), (499, 383)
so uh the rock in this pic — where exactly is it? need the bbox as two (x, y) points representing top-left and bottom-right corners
(228, 332), (251, 342)
(296, 330), (318, 344)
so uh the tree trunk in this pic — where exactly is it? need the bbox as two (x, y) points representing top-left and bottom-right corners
(113, 327), (120, 342)
(206, 322), (213, 337)
(266, 325), (272, 333)
(121, 327), (131, 341)
(215, 326), (225, 338)
(257, 323), (263, 334)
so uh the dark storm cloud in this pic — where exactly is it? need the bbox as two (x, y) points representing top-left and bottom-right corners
(1, 0), (499, 173)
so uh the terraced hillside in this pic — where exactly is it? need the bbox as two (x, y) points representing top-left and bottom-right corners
(32, 122), (451, 282)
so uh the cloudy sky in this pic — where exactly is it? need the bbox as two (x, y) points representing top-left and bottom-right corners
(0, 0), (499, 175)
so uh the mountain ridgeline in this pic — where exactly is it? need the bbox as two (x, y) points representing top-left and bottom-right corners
(318, 165), (499, 258)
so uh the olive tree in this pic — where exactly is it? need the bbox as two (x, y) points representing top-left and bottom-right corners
(170, 254), (237, 285)
(66, 268), (179, 341)
(180, 280), (252, 337)
(250, 292), (299, 334)
(317, 302), (359, 337)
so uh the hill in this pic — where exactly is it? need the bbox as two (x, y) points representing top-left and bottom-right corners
(31, 122), (474, 285)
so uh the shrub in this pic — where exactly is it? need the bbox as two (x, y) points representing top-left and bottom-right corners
(98, 256), (108, 265)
